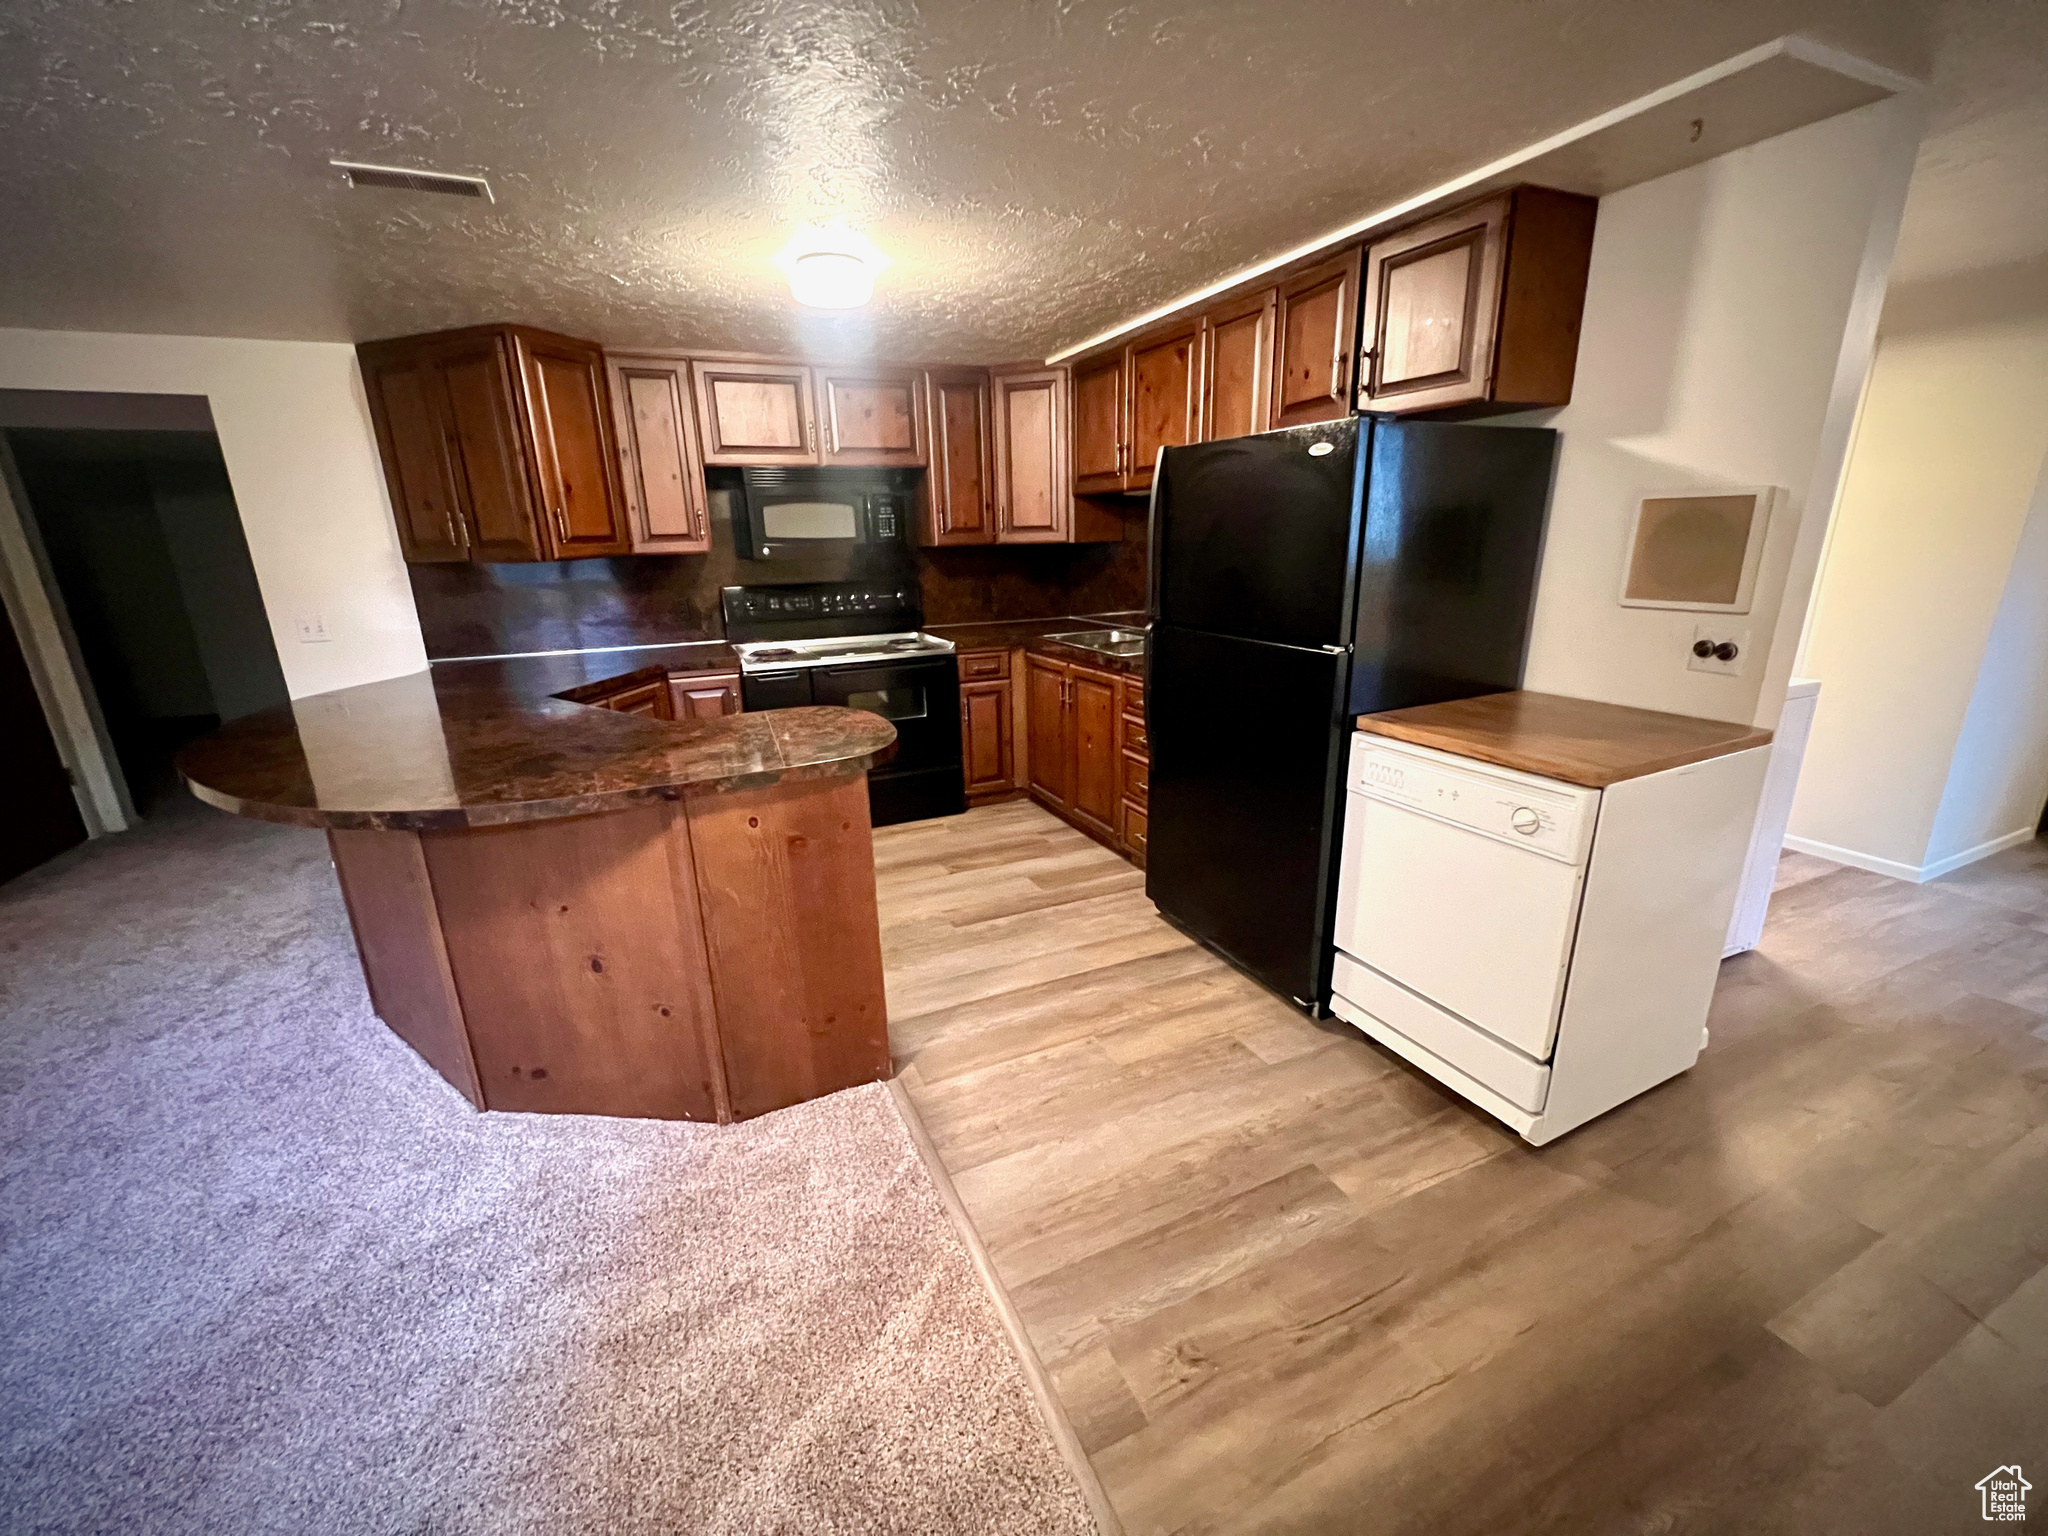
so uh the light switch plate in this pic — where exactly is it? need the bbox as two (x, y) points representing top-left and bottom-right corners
(1688, 623), (1748, 676)
(296, 614), (332, 644)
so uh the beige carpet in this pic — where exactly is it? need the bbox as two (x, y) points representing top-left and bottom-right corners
(0, 799), (1097, 1534)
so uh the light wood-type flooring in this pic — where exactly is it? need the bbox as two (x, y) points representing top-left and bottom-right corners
(876, 799), (2048, 1536)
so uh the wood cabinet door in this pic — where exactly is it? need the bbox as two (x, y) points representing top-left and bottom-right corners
(816, 368), (926, 467)
(669, 672), (741, 719)
(1024, 656), (1071, 808)
(1357, 195), (1507, 414)
(603, 678), (671, 718)
(959, 679), (1014, 797)
(435, 335), (546, 562)
(1070, 352), (1126, 494)
(360, 349), (469, 562)
(691, 360), (818, 465)
(608, 354), (709, 554)
(1201, 289), (1275, 442)
(1271, 247), (1363, 428)
(993, 368), (1070, 543)
(1126, 319), (1202, 491)
(520, 336), (630, 558)
(923, 368), (994, 544)
(1069, 666), (1120, 840)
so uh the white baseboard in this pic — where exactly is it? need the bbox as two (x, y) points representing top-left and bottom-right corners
(1783, 825), (2037, 884)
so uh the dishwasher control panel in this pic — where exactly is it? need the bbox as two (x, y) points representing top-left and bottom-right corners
(1348, 737), (1600, 864)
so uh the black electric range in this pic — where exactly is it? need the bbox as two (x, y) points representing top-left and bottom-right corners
(721, 582), (966, 828)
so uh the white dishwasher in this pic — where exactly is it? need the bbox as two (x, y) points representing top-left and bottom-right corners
(1330, 729), (1770, 1145)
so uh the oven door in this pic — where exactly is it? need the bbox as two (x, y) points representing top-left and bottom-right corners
(810, 656), (965, 825)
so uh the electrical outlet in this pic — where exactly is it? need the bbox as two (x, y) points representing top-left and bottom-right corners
(1687, 623), (1747, 676)
(296, 614), (332, 644)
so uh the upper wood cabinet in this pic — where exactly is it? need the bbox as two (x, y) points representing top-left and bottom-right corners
(923, 367), (994, 545)
(1271, 246), (1363, 429)
(815, 367), (927, 467)
(1125, 317), (1203, 493)
(1070, 353), (1127, 495)
(691, 360), (817, 465)
(521, 334), (629, 558)
(606, 353), (710, 555)
(993, 366), (1072, 543)
(1200, 289), (1275, 442)
(360, 347), (471, 562)
(1358, 187), (1597, 416)
(360, 325), (630, 565)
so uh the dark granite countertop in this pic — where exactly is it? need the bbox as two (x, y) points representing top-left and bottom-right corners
(430, 641), (742, 706)
(930, 612), (1150, 677)
(178, 648), (892, 833)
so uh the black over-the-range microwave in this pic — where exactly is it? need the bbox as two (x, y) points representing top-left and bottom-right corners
(734, 467), (916, 561)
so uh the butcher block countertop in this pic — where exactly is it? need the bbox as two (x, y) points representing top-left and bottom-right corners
(1357, 690), (1773, 788)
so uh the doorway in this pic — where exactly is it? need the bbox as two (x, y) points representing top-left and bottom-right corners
(3, 427), (287, 823)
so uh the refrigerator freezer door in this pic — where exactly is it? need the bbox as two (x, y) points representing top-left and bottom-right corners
(1349, 420), (1557, 715)
(1150, 419), (1363, 650)
(1144, 623), (1349, 1008)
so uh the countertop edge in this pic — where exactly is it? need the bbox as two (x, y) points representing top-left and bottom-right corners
(1355, 716), (1775, 788)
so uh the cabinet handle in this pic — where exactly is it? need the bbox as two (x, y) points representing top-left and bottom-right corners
(552, 502), (570, 545)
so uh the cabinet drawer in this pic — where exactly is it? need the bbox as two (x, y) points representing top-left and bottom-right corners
(1122, 750), (1149, 807)
(1122, 715), (1150, 756)
(959, 649), (1010, 681)
(1122, 800), (1148, 856)
(1121, 675), (1145, 713)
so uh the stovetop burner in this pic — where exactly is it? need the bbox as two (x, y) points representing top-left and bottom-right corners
(732, 630), (956, 674)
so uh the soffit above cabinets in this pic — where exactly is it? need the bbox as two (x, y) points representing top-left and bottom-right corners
(1048, 37), (1914, 363)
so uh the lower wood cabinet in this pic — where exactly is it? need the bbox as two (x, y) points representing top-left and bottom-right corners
(1021, 651), (1148, 863)
(669, 671), (742, 720)
(1025, 654), (1071, 806)
(592, 676), (673, 719)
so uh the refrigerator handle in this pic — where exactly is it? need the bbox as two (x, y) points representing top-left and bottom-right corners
(1320, 644), (1350, 654)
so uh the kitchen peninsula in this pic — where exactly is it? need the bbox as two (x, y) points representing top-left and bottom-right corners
(177, 658), (898, 1122)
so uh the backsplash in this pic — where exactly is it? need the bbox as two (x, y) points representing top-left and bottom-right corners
(409, 491), (1151, 659)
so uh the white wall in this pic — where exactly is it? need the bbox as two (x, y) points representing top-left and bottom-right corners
(1518, 96), (1921, 728)
(1788, 293), (2048, 876)
(0, 329), (424, 698)
(1927, 456), (2048, 865)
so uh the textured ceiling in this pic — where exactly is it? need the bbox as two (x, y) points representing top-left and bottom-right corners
(0, 0), (2036, 361)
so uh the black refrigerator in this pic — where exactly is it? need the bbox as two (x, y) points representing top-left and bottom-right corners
(1143, 415), (1557, 1012)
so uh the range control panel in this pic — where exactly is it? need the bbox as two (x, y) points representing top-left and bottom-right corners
(721, 581), (923, 643)
(1348, 738), (1600, 865)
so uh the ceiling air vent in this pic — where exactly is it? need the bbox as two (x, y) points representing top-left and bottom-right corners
(331, 159), (494, 203)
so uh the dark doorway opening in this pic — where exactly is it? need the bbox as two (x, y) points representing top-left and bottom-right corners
(5, 428), (288, 818)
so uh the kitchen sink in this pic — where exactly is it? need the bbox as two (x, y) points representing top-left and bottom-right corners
(1047, 628), (1148, 658)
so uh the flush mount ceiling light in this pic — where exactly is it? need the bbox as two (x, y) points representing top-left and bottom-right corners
(775, 224), (887, 309)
